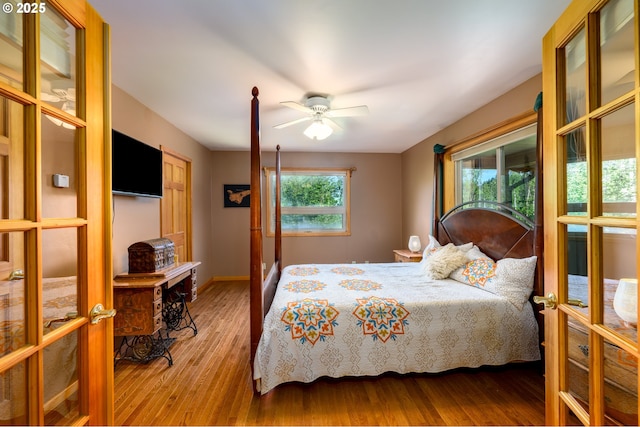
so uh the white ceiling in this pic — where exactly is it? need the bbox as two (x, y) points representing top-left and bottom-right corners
(90, 0), (571, 153)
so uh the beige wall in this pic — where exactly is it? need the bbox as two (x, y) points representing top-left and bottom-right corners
(110, 85), (214, 282)
(401, 74), (544, 247)
(109, 72), (636, 282)
(210, 150), (403, 277)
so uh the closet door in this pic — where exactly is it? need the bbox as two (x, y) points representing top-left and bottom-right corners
(542, 0), (638, 425)
(0, 1), (112, 424)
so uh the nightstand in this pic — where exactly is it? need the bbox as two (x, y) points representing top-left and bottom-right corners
(393, 249), (423, 263)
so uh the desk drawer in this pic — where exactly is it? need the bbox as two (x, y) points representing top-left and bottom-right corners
(153, 312), (162, 332)
(114, 287), (162, 336)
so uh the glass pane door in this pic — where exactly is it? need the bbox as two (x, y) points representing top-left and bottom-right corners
(543, 0), (639, 425)
(0, 1), (112, 424)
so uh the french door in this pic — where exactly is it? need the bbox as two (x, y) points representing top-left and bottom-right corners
(543, 0), (639, 424)
(0, 0), (113, 424)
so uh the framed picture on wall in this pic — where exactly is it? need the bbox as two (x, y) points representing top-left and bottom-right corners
(224, 184), (250, 207)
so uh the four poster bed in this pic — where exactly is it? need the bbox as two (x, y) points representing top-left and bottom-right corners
(249, 87), (545, 394)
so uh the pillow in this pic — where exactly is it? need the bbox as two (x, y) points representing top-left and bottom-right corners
(451, 255), (538, 309)
(421, 235), (473, 261)
(449, 245), (491, 283)
(421, 243), (469, 280)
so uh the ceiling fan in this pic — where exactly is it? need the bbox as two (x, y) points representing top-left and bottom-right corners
(274, 95), (369, 140)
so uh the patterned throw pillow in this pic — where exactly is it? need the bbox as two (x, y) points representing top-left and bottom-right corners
(421, 243), (469, 280)
(449, 245), (492, 283)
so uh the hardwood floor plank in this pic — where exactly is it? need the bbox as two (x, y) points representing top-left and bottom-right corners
(114, 280), (546, 426)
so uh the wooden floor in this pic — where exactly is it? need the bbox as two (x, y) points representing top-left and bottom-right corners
(114, 280), (546, 426)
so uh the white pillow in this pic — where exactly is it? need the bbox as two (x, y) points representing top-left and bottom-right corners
(422, 235), (473, 261)
(491, 256), (538, 309)
(421, 243), (469, 280)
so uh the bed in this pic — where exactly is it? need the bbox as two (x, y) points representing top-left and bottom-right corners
(249, 87), (544, 394)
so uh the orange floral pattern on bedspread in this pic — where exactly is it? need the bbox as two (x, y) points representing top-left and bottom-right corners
(283, 280), (326, 293)
(281, 298), (339, 345)
(352, 296), (410, 342)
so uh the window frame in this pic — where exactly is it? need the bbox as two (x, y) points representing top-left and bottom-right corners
(452, 123), (537, 214)
(442, 112), (538, 214)
(264, 167), (352, 237)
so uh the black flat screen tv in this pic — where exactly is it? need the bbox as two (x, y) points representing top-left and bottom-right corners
(112, 130), (163, 198)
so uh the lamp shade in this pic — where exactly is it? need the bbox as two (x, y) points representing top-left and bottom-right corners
(408, 235), (422, 253)
(613, 278), (637, 327)
(304, 119), (333, 141)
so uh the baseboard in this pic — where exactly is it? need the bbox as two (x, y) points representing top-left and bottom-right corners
(213, 275), (249, 282)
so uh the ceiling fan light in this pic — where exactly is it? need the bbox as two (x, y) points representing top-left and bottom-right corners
(304, 120), (333, 141)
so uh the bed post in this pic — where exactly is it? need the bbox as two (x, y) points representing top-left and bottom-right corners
(533, 92), (544, 276)
(275, 146), (282, 274)
(432, 144), (446, 238)
(533, 92), (545, 344)
(249, 87), (263, 382)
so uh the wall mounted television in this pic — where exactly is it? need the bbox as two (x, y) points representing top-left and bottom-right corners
(112, 130), (163, 198)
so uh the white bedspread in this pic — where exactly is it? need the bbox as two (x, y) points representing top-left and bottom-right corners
(254, 262), (540, 394)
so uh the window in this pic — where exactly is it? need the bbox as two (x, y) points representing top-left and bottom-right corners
(265, 168), (351, 236)
(452, 123), (537, 219)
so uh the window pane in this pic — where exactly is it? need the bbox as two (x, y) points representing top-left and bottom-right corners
(43, 330), (79, 425)
(40, 1), (76, 117)
(600, 0), (635, 105)
(566, 126), (587, 216)
(280, 174), (344, 208)
(0, 360), (27, 424)
(41, 114), (77, 219)
(270, 170), (349, 235)
(453, 124), (536, 219)
(460, 149), (497, 203)
(0, 6), (23, 89)
(0, 231), (25, 356)
(504, 137), (536, 219)
(601, 104), (635, 217)
(603, 336), (637, 425)
(567, 224), (589, 314)
(0, 96), (24, 220)
(565, 28), (586, 123)
(602, 227), (637, 342)
(282, 213), (344, 231)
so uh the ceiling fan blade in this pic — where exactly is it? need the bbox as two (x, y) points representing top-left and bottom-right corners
(280, 101), (312, 113)
(273, 116), (311, 129)
(326, 105), (369, 118)
(324, 118), (342, 132)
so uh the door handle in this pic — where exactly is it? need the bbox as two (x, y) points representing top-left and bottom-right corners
(90, 304), (117, 325)
(533, 292), (558, 310)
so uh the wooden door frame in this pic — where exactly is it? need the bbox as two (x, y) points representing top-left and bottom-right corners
(160, 146), (193, 261)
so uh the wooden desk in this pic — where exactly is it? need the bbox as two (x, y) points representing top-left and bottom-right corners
(113, 262), (200, 365)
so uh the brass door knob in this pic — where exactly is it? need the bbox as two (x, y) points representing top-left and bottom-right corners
(90, 304), (117, 325)
(533, 292), (558, 309)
